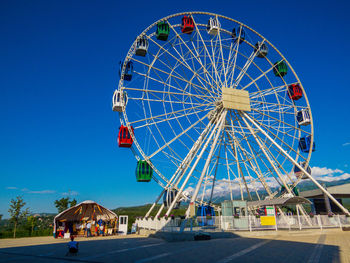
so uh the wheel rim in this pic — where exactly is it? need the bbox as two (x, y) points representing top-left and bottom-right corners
(116, 12), (314, 204)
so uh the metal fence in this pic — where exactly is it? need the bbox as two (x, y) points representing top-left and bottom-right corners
(136, 215), (350, 232)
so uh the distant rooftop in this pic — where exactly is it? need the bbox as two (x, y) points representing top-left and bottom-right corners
(299, 183), (350, 199)
(247, 196), (311, 207)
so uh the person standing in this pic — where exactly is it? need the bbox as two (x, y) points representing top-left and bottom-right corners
(83, 222), (87, 236)
(95, 224), (99, 236)
(86, 221), (91, 237)
(99, 223), (104, 236)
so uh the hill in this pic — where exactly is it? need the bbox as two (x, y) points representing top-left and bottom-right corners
(112, 204), (187, 232)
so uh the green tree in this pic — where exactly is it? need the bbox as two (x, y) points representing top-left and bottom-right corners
(54, 198), (77, 213)
(8, 196), (29, 238)
(0, 214), (3, 221)
(70, 199), (77, 207)
(27, 216), (38, 236)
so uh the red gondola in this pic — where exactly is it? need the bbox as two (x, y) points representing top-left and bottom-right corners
(181, 16), (194, 34)
(118, 125), (134, 148)
(287, 84), (303, 101)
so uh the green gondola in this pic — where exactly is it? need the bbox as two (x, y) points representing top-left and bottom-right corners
(273, 60), (288, 77)
(135, 160), (153, 182)
(156, 21), (170, 41)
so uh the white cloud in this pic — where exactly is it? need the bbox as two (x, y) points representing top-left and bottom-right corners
(342, 142), (350, 147)
(183, 166), (350, 199)
(6, 186), (57, 194)
(311, 167), (343, 176)
(313, 173), (350, 182)
(21, 188), (55, 194)
(311, 166), (350, 182)
(26, 190), (56, 194)
(6, 186), (17, 190)
(62, 191), (79, 196)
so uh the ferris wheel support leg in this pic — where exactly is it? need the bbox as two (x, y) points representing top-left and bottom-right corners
(238, 116), (304, 222)
(233, 136), (261, 200)
(255, 136), (311, 224)
(164, 111), (226, 217)
(225, 123), (253, 201)
(145, 115), (216, 218)
(240, 113), (294, 196)
(296, 204), (313, 226)
(241, 112), (350, 216)
(209, 133), (224, 203)
(235, 128), (274, 197)
(185, 111), (227, 217)
(231, 113), (269, 199)
(236, 119), (309, 223)
(235, 115), (276, 197)
(157, 113), (218, 217)
(233, 136), (253, 201)
(224, 144), (234, 201)
(155, 203), (165, 218)
(172, 119), (215, 188)
(145, 189), (165, 218)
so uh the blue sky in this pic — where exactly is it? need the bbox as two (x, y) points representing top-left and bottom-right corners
(1, 0), (349, 218)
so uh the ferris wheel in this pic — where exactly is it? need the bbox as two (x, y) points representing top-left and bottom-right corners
(112, 12), (349, 218)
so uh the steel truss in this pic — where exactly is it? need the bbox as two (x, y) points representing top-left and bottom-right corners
(115, 12), (350, 220)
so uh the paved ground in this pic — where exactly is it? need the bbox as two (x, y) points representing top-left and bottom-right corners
(0, 229), (349, 262)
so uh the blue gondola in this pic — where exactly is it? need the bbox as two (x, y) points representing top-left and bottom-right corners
(299, 135), (316, 153)
(196, 205), (215, 226)
(163, 189), (180, 209)
(119, 60), (133, 81)
(232, 26), (245, 44)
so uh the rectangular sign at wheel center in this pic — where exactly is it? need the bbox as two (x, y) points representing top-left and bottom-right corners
(222, 87), (251, 111)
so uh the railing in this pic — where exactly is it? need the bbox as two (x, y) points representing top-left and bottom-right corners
(135, 215), (350, 232)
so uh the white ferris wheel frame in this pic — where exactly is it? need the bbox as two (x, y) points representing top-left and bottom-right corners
(115, 11), (350, 217)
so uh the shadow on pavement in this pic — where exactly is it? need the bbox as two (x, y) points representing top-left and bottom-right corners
(0, 235), (340, 263)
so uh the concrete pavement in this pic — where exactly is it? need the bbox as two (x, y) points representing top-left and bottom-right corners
(0, 229), (348, 262)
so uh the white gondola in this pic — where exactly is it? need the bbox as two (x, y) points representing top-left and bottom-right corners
(255, 41), (268, 58)
(112, 89), (128, 112)
(294, 161), (311, 179)
(296, 109), (311, 126)
(207, 17), (220, 36)
(163, 189), (180, 209)
(135, 36), (149, 57)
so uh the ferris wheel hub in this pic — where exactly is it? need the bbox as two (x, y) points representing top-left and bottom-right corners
(222, 87), (251, 111)
(207, 102), (223, 123)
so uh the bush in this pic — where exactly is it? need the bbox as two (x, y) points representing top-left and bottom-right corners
(0, 231), (14, 239)
(0, 228), (52, 239)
